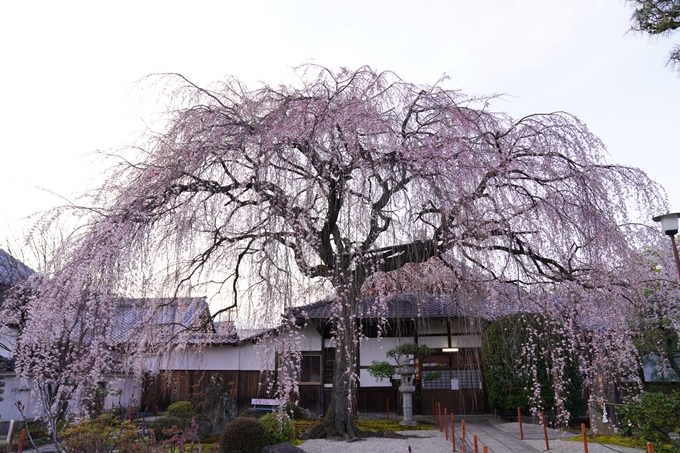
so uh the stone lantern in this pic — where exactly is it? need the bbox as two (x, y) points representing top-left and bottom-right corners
(396, 356), (417, 427)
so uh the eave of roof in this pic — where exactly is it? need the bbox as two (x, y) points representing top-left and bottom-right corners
(290, 292), (519, 321)
(0, 249), (33, 287)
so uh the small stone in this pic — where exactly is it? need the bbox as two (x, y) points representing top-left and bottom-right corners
(201, 375), (237, 436)
(260, 442), (306, 453)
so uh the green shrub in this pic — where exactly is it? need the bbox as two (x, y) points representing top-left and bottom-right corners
(239, 409), (265, 419)
(284, 402), (303, 420)
(59, 414), (138, 453)
(219, 417), (269, 453)
(150, 416), (186, 440)
(194, 401), (205, 415)
(168, 401), (195, 420)
(260, 413), (295, 444)
(111, 406), (123, 421)
(482, 313), (586, 418)
(367, 360), (396, 382)
(619, 392), (680, 452)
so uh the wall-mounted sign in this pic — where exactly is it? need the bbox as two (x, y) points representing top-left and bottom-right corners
(451, 378), (459, 390)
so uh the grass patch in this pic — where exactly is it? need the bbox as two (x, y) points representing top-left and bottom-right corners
(564, 434), (645, 449)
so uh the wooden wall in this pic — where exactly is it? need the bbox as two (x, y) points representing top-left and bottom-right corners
(356, 388), (399, 415)
(142, 370), (274, 415)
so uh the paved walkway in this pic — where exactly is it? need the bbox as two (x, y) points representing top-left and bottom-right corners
(456, 420), (544, 453)
(425, 415), (576, 453)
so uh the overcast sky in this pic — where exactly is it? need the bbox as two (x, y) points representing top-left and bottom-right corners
(1, 0), (678, 251)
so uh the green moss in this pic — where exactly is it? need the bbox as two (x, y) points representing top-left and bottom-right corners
(293, 420), (320, 438)
(354, 420), (436, 432)
(564, 434), (645, 449)
(292, 419), (434, 440)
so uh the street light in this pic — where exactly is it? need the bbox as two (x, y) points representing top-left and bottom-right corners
(652, 212), (680, 281)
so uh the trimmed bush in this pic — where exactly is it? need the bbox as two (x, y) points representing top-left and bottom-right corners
(219, 417), (269, 453)
(239, 409), (265, 419)
(150, 416), (186, 440)
(260, 413), (295, 445)
(619, 392), (680, 452)
(59, 414), (138, 453)
(168, 401), (195, 420)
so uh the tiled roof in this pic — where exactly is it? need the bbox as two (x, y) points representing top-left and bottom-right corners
(108, 297), (238, 344)
(291, 292), (520, 321)
(0, 249), (33, 287)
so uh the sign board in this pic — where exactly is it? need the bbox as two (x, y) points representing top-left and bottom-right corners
(451, 379), (460, 390)
(251, 398), (280, 406)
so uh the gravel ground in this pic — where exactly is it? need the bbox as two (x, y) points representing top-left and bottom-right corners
(298, 422), (646, 453)
(299, 430), (452, 453)
(522, 438), (644, 453)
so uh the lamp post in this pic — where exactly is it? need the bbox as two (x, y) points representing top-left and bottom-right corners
(652, 212), (680, 281)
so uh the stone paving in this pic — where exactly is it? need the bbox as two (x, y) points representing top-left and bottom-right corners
(442, 419), (545, 453)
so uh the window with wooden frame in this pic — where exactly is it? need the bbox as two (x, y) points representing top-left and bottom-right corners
(300, 354), (322, 385)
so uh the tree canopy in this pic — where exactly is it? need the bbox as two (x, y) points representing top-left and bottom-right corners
(1, 65), (675, 436)
(629, 0), (680, 72)
(482, 313), (587, 422)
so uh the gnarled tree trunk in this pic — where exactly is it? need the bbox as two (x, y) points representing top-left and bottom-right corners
(313, 277), (363, 438)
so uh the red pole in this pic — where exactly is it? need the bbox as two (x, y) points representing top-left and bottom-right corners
(129, 406), (134, 423)
(445, 408), (449, 440)
(462, 420), (466, 453)
(451, 414), (456, 452)
(473, 435), (479, 453)
(386, 398), (389, 420)
(483, 447), (488, 453)
(581, 423), (589, 453)
(438, 402), (442, 431)
(518, 406), (524, 440)
(647, 442), (655, 453)
(541, 411), (550, 451)
(17, 429), (26, 453)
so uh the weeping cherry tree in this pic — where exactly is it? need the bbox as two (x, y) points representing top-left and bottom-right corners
(1, 65), (676, 438)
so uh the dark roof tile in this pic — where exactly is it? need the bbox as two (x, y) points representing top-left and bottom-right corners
(0, 249), (33, 287)
(292, 293), (521, 321)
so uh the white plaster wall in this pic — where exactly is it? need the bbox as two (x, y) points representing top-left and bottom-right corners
(297, 325), (323, 351)
(0, 373), (141, 422)
(450, 335), (482, 348)
(419, 334), (482, 349)
(418, 336), (448, 349)
(418, 320), (447, 334)
(0, 330), (17, 359)
(359, 368), (392, 387)
(153, 342), (276, 372)
(153, 326), (320, 372)
(642, 354), (679, 382)
(359, 337), (413, 366)
(0, 374), (43, 422)
(103, 375), (142, 411)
